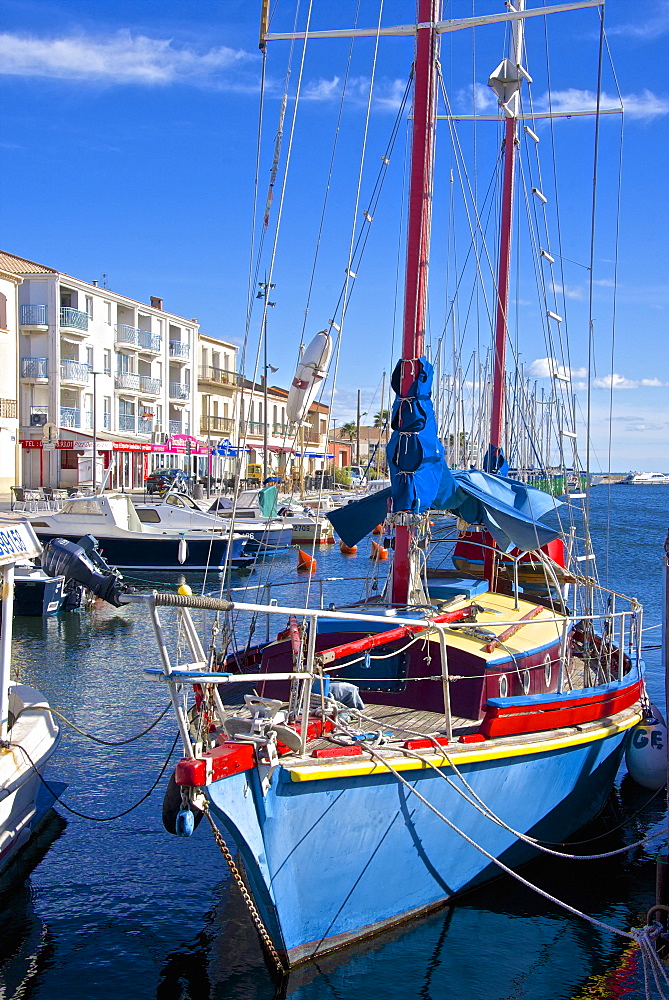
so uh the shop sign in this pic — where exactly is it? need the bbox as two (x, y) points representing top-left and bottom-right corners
(21, 440), (43, 449)
(113, 442), (153, 453)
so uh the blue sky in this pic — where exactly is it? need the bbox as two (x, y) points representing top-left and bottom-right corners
(0, 0), (667, 469)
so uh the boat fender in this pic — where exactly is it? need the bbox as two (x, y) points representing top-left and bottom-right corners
(625, 706), (668, 790)
(175, 808), (196, 838)
(178, 538), (188, 565)
(162, 773), (204, 835)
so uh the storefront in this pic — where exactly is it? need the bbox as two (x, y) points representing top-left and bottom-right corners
(21, 436), (113, 489)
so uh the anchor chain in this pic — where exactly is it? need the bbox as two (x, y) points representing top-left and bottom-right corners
(202, 801), (285, 975)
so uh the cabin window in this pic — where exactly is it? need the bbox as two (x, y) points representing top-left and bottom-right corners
(61, 499), (104, 516)
(498, 674), (508, 697)
(137, 509), (160, 523)
(544, 654), (552, 687)
(522, 669), (531, 694)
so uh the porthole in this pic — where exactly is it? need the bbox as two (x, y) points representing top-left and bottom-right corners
(544, 654), (552, 688)
(499, 674), (508, 698)
(522, 669), (531, 694)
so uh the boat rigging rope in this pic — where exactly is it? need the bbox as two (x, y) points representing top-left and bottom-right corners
(1, 732), (180, 823)
(26, 703), (173, 747)
(356, 739), (669, 992)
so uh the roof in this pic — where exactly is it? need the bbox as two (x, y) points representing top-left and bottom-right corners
(0, 251), (57, 275)
(199, 332), (239, 352)
(0, 249), (198, 327)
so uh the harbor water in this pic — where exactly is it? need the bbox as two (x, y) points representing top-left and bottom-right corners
(1, 485), (668, 999)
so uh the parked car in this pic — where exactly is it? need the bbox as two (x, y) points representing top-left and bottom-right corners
(145, 469), (193, 496)
(345, 466), (367, 488)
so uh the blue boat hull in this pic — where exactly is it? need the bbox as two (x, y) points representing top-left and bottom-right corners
(206, 722), (633, 965)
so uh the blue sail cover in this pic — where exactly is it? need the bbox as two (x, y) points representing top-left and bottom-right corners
(433, 468), (562, 552)
(386, 357), (457, 512)
(326, 355), (562, 551)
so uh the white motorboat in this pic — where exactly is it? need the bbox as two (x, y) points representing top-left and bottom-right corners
(211, 488), (334, 545)
(0, 519), (61, 871)
(28, 494), (253, 571)
(620, 472), (669, 485)
(135, 492), (293, 551)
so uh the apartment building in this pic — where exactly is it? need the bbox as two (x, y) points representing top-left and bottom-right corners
(0, 261), (21, 491)
(2, 251), (198, 489)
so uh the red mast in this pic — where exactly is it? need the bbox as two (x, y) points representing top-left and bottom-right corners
(392, 0), (441, 607)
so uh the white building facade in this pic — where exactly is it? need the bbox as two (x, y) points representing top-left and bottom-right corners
(2, 251), (198, 489)
(0, 261), (21, 492)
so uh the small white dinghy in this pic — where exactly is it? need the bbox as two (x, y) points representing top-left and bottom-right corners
(0, 519), (60, 870)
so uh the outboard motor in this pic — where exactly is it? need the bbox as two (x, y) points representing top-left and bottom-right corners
(41, 536), (128, 607)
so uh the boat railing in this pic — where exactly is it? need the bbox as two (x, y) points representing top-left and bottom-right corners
(127, 590), (643, 758)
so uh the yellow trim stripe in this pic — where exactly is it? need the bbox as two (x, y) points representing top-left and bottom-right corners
(286, 711), (642, 782)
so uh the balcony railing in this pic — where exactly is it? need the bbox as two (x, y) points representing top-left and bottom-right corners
(198, 366), (243, 387)
(114, 373), (140, 391)
(60, 360), (90, 383)
(21, 357), (48, 379)
(169, 382), (189, 400)
(118, 413), (136, 432)
(200, 415), (234, 434)
(168, 420), (182, 435)
(103, 412), (111, 430)
(138, 331), (162, 353)
(0, 399), (17, 419)
(60, 307), (89, 331)
(115, 324), (140, 346)
(273, 421), (296, 436)
(31, 405), (48, 420)
(138, 417), (153, 435)
(20, 304), (47, 326)
(85, 410), (93, 429)
(244, 421), (266, 436)
(139, 375), (161, 394)
(169, 341), (190, 359)
(60, 407), (81, 428)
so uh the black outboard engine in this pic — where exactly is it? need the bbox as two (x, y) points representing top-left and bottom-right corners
(41, 536), (129, 607)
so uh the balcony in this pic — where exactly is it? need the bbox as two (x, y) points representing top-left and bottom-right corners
(85, 410), (93, 429)
(0, 399), (17, 419)
(30, 405), (49, 423)
(20, 304), (47, 327)
(118, 413), (136, 433)
(138, 331), (162, 353)
(103, 412), (111, 430)
(138, 417), (153, 435)
(244, 421), (266, 437)
(198, 366), (243, 388)
(200, 415), (234, 435)
(114, 324), (140, 348)
(21, 357), (48, 380)
(273, 421), (296, 436)
(169, 419), (182, 435)
(169, 341), (190, 360)
(60, 360), (90, 384)
(169, 382), (189, 400)
(60, 407), (81, 428)
(139, 375), (161, 395)
(60, 307), (89, 333)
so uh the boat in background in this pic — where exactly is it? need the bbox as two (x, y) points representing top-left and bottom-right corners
(210, 487), (334, 545)
(620, 472), (669, 485)
(135, 491), (293, 551)
(0, 519), (61, 871)
(28, 493), (253, 571)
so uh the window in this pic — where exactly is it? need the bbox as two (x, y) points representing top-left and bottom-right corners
(156, 405), (162, 427)
(85, 296), (93, 318)
(273, 405), (278, 424)
(117, 353), (130, 374)
(86, 346), (94, 369)
(103, 350), (111, 375)
(201, 348), (208, 369)
(105, 301), (112, 325)
(0, 292), (7, 331)
(223, 353), (229, 371)
(60, 450), (79, 471)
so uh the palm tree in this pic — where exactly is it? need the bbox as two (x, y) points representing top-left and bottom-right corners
(373, 410), (389, 428)
(339, 422), (357, 441)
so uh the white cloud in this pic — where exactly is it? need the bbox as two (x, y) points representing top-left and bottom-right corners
(302, 75), (408, 110)
(551, 281), (583, 300)
(538, 87), (669, 122)
(592, 373), (669, 390)
(607, 2), (669, 40)
(0, 31), (254, 87)
(528, 357), (586, 380)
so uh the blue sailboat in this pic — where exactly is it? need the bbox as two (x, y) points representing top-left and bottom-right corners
(61, 0), (645, 971)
